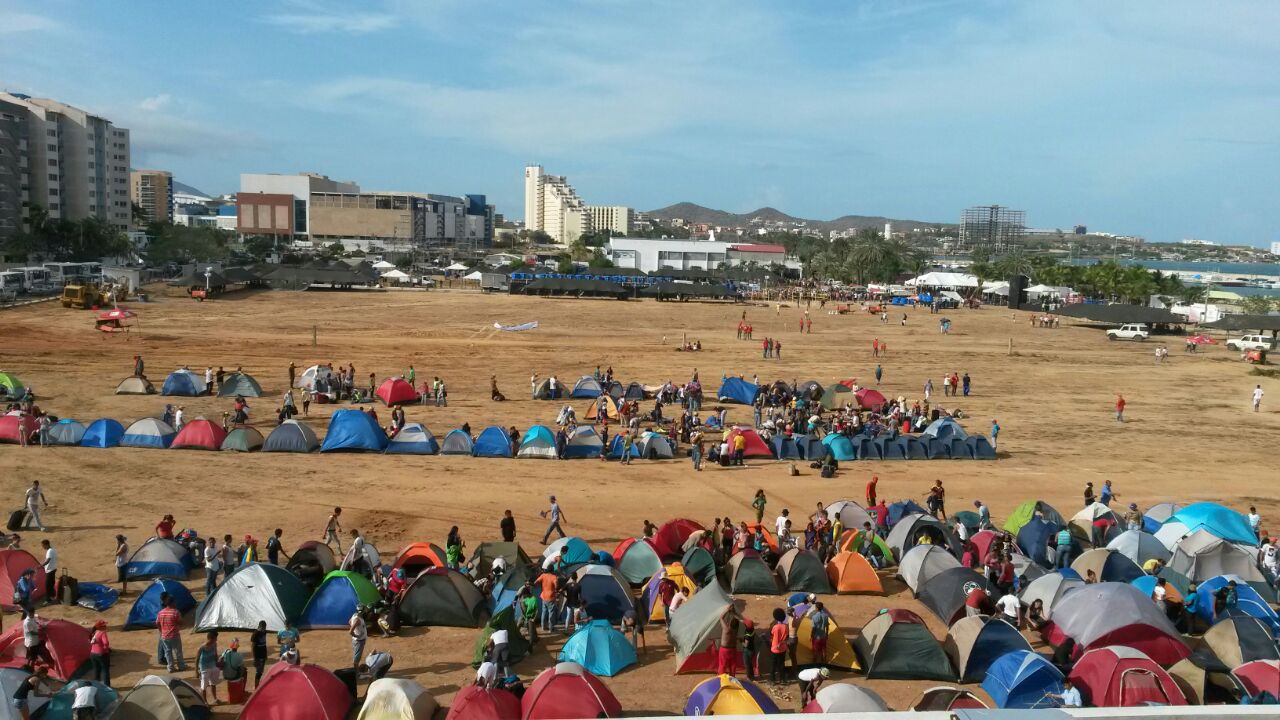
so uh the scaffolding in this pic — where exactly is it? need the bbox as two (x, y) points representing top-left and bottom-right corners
(959, 205), (1025, 252)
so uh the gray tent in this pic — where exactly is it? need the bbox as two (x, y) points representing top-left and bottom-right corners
(47, 420), (86, 446)
(669, 580), (734, 673)
(115, 376), (156, 395)
(217, 372), (263, 398)
(440, 429), (474, 455)
(195, 563), (309, 632)
(636, 433), (674, 460)
(898, 545), (962, 595)
(262, 420), (319, 453)
(111, 675), (208, 720)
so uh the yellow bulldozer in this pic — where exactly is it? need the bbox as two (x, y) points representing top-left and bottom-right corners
(61, 281), (124, 309)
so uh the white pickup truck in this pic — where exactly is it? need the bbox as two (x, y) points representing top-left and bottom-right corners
(1106, 323), (1149, 341)
(1226, 334), (1276, 352)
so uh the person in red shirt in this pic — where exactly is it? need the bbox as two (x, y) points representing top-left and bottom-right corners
(1115, 394), (1126, 423)
(156, 597), (185, 672)
(965, 586), (991, 617)
(768, 608), (789, 683)
(657, 577), (678, 626)
(155, 515), (176, 540)
(874, 500), (889, 536)
(865, 476), (878, 507)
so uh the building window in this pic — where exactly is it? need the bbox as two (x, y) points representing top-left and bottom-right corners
(48, 173), (57, 181)
(47, 129), (56, 137)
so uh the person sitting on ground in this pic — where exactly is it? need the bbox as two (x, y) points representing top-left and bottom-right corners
(491, 376), (505, 402)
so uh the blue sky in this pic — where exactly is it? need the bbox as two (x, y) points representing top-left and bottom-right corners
(3, 0), (1278, 246)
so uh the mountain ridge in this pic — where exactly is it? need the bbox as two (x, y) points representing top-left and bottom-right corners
(646, 202), (954, 234)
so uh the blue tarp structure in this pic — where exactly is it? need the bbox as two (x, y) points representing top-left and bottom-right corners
(1017, 518), (1062, 568)
(967, 436), (996, 459)
(80, 418), (124, 448)
(126, 578), (196, 628)
(75, 583), (119, 612)
(1194, 575), (1280, 632)
(716, 377), (759, 404)
(855, 436), (881, 460)
(320, 409), (389, 452)
(879, 436), (907, 460)
(887, 500), (929, 527)
(822, 434), (856, 461)
(794, 434), (824, 459)
(385, 423), (439, 454)
(440, 429), (474, 455)
(1169, 503), (1259, 546)
(557, 619), (638, 676)
(161, 369), (205, 396)
(982, 650), (1064, 709)
(472, 425), (512, 457)
(124, 538), (193, 580)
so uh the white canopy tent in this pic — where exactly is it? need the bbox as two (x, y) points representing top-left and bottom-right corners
(371, 260), (396, 270)
(445, 262), (470, 271)
(379, 269), (411, 282)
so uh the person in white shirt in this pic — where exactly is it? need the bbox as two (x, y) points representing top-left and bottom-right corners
(25, 481), (48, 532)
(204, 367), (213, 394)
(1151, 578), (1169, 613)
(775, 510), (790, 538)
(475, 660), (497, 688)
(1253, 385), (1264, 412)
(348, 610), (367, 669)
(489, 627), (510, 677)
(173, 406), (185, 430)
(668, 587), (688, 615)
(1262, 541), (1279, 577)
(40, 539), (56, 605)
(1247, 506), (1261, 539)
(72, 683), (98, 715)
(996, 593), (1021, 626)
(1050, 679), (1083, 707)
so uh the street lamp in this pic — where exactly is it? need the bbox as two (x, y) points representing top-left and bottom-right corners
(204, 267), (212, 292)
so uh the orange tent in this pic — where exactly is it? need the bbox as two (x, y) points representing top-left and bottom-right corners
(392, 542), (448, 578)
(584, 396), (622, 423)
(826, 551), (883, 594)
(738, 523), (780, 554)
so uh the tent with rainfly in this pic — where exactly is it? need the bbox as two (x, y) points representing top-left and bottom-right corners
(563, 426), (603, 458)
(584, 396), (621, 423)
(1019, 571), (1084, 621)
(1017, 517), (1064, 569)
(125, 578), (197, 628)
(517, 425), (558, 459)
(358, 678), (438, 720)
(40, 679), (119, 717)
(472, 426), (512, 457)
(440, 429), (473, 455)
(642, 563), (698, 622)
(684, 675), (779, 715)
(0, 619), (92, 680)
(726, 552), (782, 595)
(522, 662), (622, 720)
(1004, 500), (1066, 535)
(557, 619), (637, 676)
(0, 549), (46, 610)
(612, 538), (662, 585)
(1068, 646), (1187, 707)
(122, 417), (177, 449)
(680, 547), (718, 587)
(124, 538), (191, 580)
(47, 419), (86, 446)
(1048, 582), (1190, 664)
(544, 537), (593, 566)
(570, 376), (604, 399)
(1168, 502), (1259, 546)
(653, 519), (705, 560)
(376, 378), (418, 405)
(944, 615), (1034, 683)
(1170, 530), (1267, 585)
(1070, 548), (1145, 584)
(723, 427), (774, 458)
(1193, 575), (1280, 631)
(195, 563), (310, 632)
(397, 567), (489, 627)
(1201, 614), (1280, 669)
(803, 683), (888, 713)
(160, 369), (206, 396)
(853, 609), (954, 681)
(299, 571), (383, 629)
(574, 565), (633, 621)
(321, 409), (389, 452)
(170, 418), (227, 450)
(383, 423), (438, 454)
(918, 567), (995, 626)
(825, 552), (882, 594)
(1233, 659), (1280, 699)
(221, 426), (264, 452)
(670, 582), (734, 673)
(242, 663), (351, 720)
(886, 513), (960, 562)
(897, 545), (961, 595)
(445, 685), (521, 720)
(715, 377), (758, 405)
(263, 419), (320, 453)
(1106, 530), (1172, 566)
(774, 549), (833, 593)
(821, 433), (855, 461)
(819, 383), (853, 410)
(116, 376), (157, 395)
(792, 603), (860, 671)
(982, 650), (1065, 709)
(217, 372), (263, 397)
(81, 418), (125, 448)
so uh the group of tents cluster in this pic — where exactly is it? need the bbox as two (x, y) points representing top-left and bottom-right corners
(112, 368), (264, 398)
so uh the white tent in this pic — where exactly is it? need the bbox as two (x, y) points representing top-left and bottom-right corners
(445, 262), (469, 271)
(380, 269), (411, 282)
(463, 270), (483, 281)
(371, 260), (396, 270)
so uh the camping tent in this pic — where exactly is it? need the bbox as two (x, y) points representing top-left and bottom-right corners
(386, 423), (439, 454)
(635, 431), (674, 459)
(299, 571), (383, 629)
(1018, 571), (1084, 621)
(557, 619), (637, 676)
(195, 563), (310, 632)
(517, 425), (558, 459)
(922, 417), (968, 441)
(574, 565), (633, 621)
(1070, 503), (1121, 547)
(122, 418), (176, 449)
(982, 650), (1064, 709)
(39, 680), (118, 717)
(1193, 575), (1280, 630)
(115, 376), (157, 395)
(472, 426), (512, 458)
(321, 409), (389, 452)
(910, 687), (987, 711)
(543, 537), (593, 566)
(570, 376), (604, 399)
(125, 579), (196, 629)
(295, 365), (333, 391)
(522, 662), (622, 719)
(819, 383), (852, 410)
(584, 396), (621, 423)
(772, 435), (801, 459)
(825, 501), (873, 532)
(774, 549), (833, 593)
(836, 529), (893, 569)
(102, 675), (207, 720)
(853, 609), (954, 681)
(793, 605), (860, 671)
(855, 388), (887, 410)
(221, 426), (264, 452)
(0, 619), (91, 680)
(397, 567), (488, 627)
(169, 418), (227, 451)
(0, 549), (45, 610)
(886, 513), (960, 562)
(124, 538), (191, 580)
(46, 419), (86, 446)
(359, 678), (438, 720)
(1070, 549), (1145, 584)
(1068, 647), (1187, 707)
(825, 552), (882, 594)
(1107, 530), (1172, 566)
(263, 420), (320, 453)
(1004, 500), (1066, 535)
(81, 418), (124, 448)
(1168, 503), (1259, 546)
(1170, 530), (1266, 584)
(393, 543), (448, 578)
(217, 372), (263, 397)
(612, 538), (662, 585)
(160, 369), (206, 396)
(241, 663), (351, 720)
(715, 377), (759, 405)
(886, 500), (929, 528)
(653, 519), (705, 560)
(1016, 517), (1065, 568)
(724, 427), (774, 458)
(726, 552), (782, 595)
(445, 686), (520, 720)
(680, 547), (718, 587)
(803, 683), (888, 713)
(440, 429), (474, 455)
(468, 542), (532, 578)
(918, 567), (995, 625)
(287, 541), (337, 591)
(1049, 582), (1189, 664)
(670, 582), (734, 673)
(563, 426), (603, 458)
(944, 615), (1034, 683)
(684, 675), (779, 715)
(821, 434), (855, 461)
(472, 605), (532, 669)
(642, 564), (698, 622)
(1233, 659), (1280, 699)
(1202, 614), (1280, 669)
(376, 378), (418, 406)
(897, 544), (962, 595)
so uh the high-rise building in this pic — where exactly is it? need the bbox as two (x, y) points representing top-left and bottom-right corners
(524, 165), (592, 244)
(588, 205), (634, 236)
(959, 205), (1025, 251)
(0, 92), (131, 237)
(130, 169), (173, 224)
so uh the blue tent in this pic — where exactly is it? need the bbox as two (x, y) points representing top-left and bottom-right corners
(855, 436), (881, 460)
(124, 538), (193, 580)
(948, 437), (975, 459)
(491, 564), (537, 613)
(1194, 575), (1280, 632)
(1017, 518), (1062, 568)
(517, 425), (558, 459)
(878, 436), (908, 460)
(385, 423), (439, 454)
(772, 436), (801, 459)
(298, 571), (382, 629)
(80, 418), (124, 448)
(575, 566), (632, 622)
(821, 434), (856, 461)
(952, 616), (1035, 682)
(887, 500), (928, 527)
(1169, 503), (1259, 546)
(922, 417), (969, 441)
(904, 437), (929, 459)
(924, 437), (951, 459)
(557, 619), (638, 676)
(549, 537), (594, 566)
(160, 369), (204, 396)
(320, 409), (389, 452)
(982, 650), (1064, 709)
(607, 434), (642, 459)
(439, 429), (474, 455)
(472, 425), (512, 457)
(121, 418), (176, 449)
(716, 377), (759, 405)
(563, 426), (603, 459)
(571, 376), (604, 398)
(967, 436), (997, 459)
(794, 434), (824, 459)
(126, 578), (196, 628)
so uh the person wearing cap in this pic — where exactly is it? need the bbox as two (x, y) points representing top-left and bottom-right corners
(239, 536), (259, 565)
(540, 496), (566, 544)
(1123, 503), (1144, 532)
(220, 639), (245, 690)
(797, 666), (830, 708)
(89, 619), (111, 687)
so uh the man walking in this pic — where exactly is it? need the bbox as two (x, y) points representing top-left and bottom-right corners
(1115, 394), (1126, 423)
(323, 508), (343, 553)
(157, 597), (186, 672)
(25, 480), (48, 532)
(1253, 384), (1264, 412)
(540, 496), (566, 544)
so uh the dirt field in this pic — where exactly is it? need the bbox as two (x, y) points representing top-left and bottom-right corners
(0, 287), (1274, 715)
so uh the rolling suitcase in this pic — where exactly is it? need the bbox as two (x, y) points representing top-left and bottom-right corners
(6, 509), (27, 532)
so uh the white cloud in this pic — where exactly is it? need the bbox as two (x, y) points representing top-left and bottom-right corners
(260, 0), (395, 34)
(138, 94), (172, 112)
(0, 11), (58, 34)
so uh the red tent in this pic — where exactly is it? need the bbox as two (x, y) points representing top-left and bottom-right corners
(0, 549), (46, 610)
(968, 530), (999, 560)
(0, 619), (91, 679)
(1234, 659), (1280, 697)
(446, 685), (522, 720)
(855, 389), (887, 410)
(652, 519), (705, 560)
(242, 663), (352, 720)
(0, 415), (37, 444)
(1068, 647), (1186, 707)
(170, 418), (228, 450)
(724, 427), (774, 458)
(376, 378), (418, 406)
(522, 662), (622, 719)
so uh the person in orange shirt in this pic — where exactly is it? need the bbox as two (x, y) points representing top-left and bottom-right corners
(537, 571), (559, 633)
(768, 608), (790, 685)
(865, 476), (878, 507)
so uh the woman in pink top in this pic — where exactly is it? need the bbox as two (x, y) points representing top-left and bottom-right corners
(89, 619), (111, 686)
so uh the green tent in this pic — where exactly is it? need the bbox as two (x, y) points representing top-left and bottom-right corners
(1003, 500), (1065, 535)
(854, 609), (955, 681)
(218, 372), (264, 398)
(680, 547), (718, 587)
(471, 606), (532, 668)
(842, 530), (894, 568)
(776, 549), (833, 593)
(819, 384), (852, 410)
(950, 511), (981, 535)
(221, 427), (265, 452)
(727, 553), (782, 595)
(469, 542), (533, 577)
(0, 372), (24, 398)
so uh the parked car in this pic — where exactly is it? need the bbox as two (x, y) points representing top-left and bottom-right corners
(1106, 324), (1149, 341)
(1226, 334), (1276, 352)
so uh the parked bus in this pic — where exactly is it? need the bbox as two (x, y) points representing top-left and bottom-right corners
(43, 261), (100, 286)
(17, 267), (52, 293)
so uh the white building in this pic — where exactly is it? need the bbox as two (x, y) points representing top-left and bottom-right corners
(523, 165), (592, 244)
(606, 237), (734, 273)
(1270, 241), (1280, 256)
(587, 205), (634, 236)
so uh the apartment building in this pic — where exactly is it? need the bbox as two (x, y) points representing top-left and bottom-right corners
(523, 165), (592, 244)
(587, 205), (634, 236)
(130, 169), (173, 224)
